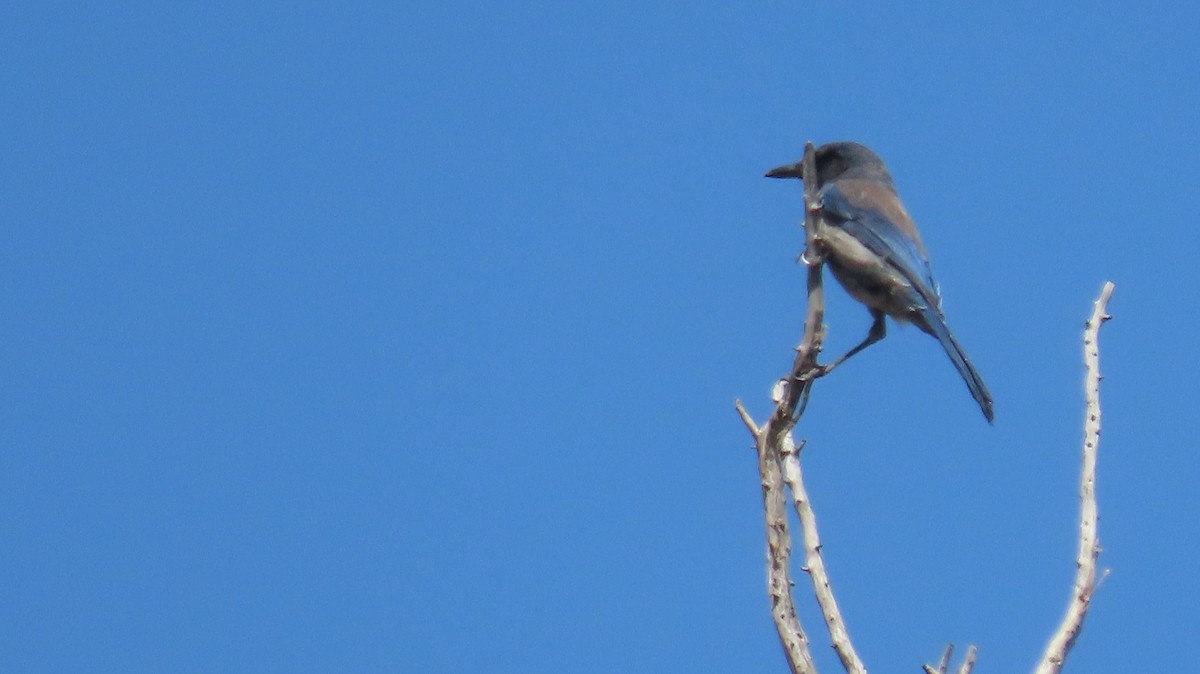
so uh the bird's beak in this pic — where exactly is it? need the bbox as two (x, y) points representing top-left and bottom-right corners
(764, 161), (804, 179)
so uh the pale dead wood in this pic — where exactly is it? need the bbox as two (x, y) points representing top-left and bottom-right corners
(780, 440), (864, 674)
(1033, 281), (1114, 674)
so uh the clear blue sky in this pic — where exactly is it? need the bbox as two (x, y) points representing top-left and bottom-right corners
(2, 2), (1196, 672)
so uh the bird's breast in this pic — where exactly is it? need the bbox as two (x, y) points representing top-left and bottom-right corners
(821, 226), (921, 322)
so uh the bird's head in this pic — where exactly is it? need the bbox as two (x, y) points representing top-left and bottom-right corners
(765, 141), (892, 186)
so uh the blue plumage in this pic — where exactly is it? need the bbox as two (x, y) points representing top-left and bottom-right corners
(767, 142), (994, 423)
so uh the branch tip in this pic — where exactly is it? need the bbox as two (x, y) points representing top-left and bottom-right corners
(1033, 281), (1113, 674)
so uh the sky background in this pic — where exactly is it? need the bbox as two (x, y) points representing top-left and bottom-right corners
(2, 2), (1197, 672)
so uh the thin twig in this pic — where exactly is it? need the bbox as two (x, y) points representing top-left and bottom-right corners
(736, 399), (815, 674)
(956, 645), (977, 674)
(923, 643), (953, 674)
(1033, 281), (1114, 674)
(924, 643), (977, 674)
(762, 419), (815, 671)
(780, 440), (866, 674)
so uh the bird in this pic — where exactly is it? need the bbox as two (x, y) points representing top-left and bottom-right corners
(765, 141), (994, 422)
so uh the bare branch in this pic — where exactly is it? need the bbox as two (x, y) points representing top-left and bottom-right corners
(923, 643), (953, 674)
(738, 396), (815, 674)
(734, 142), (834, 674)
(780, 439), (865, 674)
(923, 643), (977, 674)
(955, 646), (977, 674)
(735, 400), (760, 435)
(759, 419), (817, 673)
(1033, 281), (1114, 674)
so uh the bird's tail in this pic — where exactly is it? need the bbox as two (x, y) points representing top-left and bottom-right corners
(919, 309), (994, 423)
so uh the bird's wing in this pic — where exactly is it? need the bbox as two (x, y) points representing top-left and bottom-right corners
(820, 181), (942, 310)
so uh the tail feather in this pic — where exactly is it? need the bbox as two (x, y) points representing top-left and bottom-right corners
(919, 309), (994, 423)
